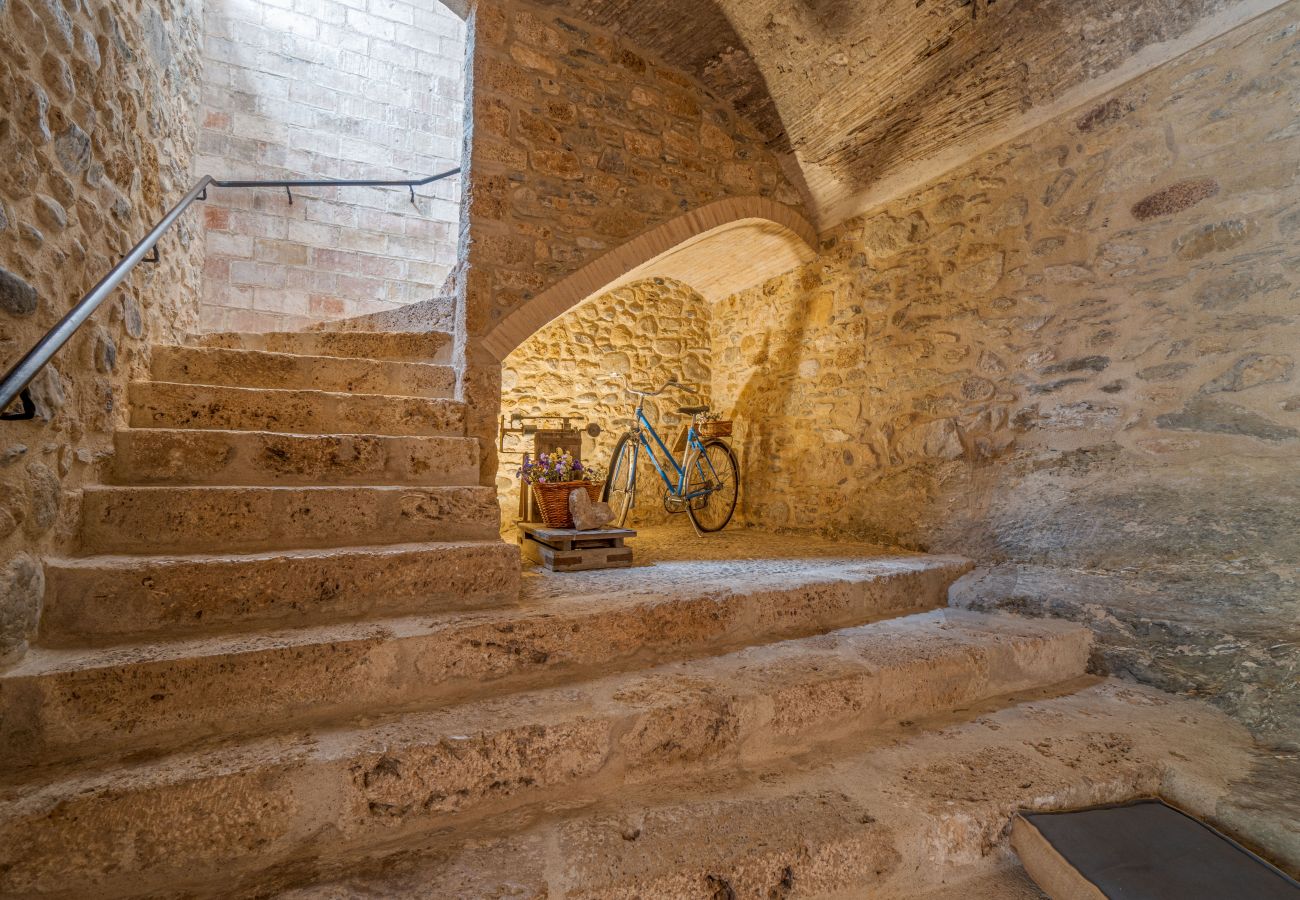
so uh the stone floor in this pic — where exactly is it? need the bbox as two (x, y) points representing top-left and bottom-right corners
(516, 522), (927, 597)
(233, 525), (1283, 899)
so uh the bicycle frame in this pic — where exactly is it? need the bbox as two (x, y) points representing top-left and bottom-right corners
(622, 406), (723, 503)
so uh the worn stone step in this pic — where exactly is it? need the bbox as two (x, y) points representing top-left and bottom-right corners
(0, 611), (1101, 898)
(39, 541), (521, 646)
(79, 484), (500, 554)
(189, 329), (453, 363)
(152, 345), (457, 398)
(914, 867), (1048, 899)
(0, 555), (969, 771)
(129, 381), (466, 436)
(271, 680), (1253, 900)
(284, 854), (1051, 900)
(108, 429), (479, 486)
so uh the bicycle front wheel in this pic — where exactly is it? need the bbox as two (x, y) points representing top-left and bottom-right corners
(686, 439), (738, 533)
(601, 434), (638, 528)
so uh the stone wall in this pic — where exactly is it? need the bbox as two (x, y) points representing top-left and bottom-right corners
(499, 277), (711, 528)
(452, 0), (806, 487)
(0, 0), (204, 664)
(711, 3), (1300, 745)
(197, 0), (465, 332)
(522, 0), (1283, 233)
(461, 0), (802, 346)
(720, 0), (1287, 228)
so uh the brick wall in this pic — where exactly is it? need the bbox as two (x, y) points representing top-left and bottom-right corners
(197, 0), (465, 332)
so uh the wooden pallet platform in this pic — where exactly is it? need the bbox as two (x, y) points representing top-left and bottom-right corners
(518, 523), (636, 572)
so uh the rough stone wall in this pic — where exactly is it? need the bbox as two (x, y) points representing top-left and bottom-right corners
(197, 0), (465, 332)
(0, 0), (204, 664)
(499, 277), (711, 528)
(526, 0), (1282, 232)
(461, 0), (802, 343)
(720, 0), (1285, 227)
(453, 0), (805, 489)
(711, 4), (1300, 746)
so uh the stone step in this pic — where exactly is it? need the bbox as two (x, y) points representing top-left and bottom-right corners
(39, 541), (521, 646)
(151, 345), (457, 398)
(915, 867), (1049, 899)
(79, 484), (500, 554)
(286, 857), (1051, 900)
(128, 381), (466, 436)
(108, 429), (479, 486)
(0, 555), (969, 771)
(0, 611), (1102, 898)
(189, 329), (453, 363)
(270, 680), (1252, 900)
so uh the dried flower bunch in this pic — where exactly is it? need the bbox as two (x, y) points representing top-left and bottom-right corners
(517, 448), (605, 485)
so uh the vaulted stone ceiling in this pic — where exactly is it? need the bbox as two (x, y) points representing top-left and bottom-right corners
(528, 0), (1279, 230)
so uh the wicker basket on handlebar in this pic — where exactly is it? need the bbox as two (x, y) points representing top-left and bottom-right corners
(531, 481), (604, 528)
(698, 419), (733, 439)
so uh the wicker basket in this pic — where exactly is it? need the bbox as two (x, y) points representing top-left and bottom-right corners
(698, 419), (733, 438)
(531, 480), (604, 528)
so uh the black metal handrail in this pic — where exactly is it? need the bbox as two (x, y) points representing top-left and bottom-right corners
(0, 168), (460, 420)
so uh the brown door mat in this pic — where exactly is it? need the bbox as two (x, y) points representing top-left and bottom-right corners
(1012, 799), (1299, 900)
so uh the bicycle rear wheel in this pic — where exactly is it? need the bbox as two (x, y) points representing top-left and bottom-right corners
(601, 434), (638, 527)
(686, 439), (738, 533)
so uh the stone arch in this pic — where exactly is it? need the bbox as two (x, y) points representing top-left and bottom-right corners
(480, 196), (818, 360)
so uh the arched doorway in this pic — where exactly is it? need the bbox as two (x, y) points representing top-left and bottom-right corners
(495, 199), (817, 530)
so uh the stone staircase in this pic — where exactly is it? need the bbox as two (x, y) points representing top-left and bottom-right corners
(0, 330), (1261, 898)
(0, 329), (515, 757)
(281, 676), (1245, 900)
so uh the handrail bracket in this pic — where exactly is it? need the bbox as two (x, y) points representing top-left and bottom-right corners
(1, 388), (36, 421)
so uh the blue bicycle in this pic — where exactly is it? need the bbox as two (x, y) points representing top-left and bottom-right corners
(602, 377), (739, 533)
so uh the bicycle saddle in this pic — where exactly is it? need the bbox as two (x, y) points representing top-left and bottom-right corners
(678, 405), (710, 415)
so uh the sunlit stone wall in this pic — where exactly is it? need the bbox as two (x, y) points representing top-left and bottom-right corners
(709, 3), (1300, 744)
(499, 278), (711, 529)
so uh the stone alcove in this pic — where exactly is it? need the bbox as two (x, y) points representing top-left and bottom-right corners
(493, 202), (818, 529)
(498, 276), (712, 527)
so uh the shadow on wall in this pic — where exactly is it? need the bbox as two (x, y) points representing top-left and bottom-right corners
(716, 255), (948, 544)
(726, 273), (815, 530)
